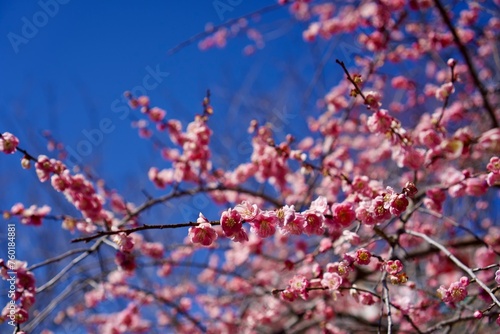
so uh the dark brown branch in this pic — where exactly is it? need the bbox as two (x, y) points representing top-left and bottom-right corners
(423, 315), (477, 334)
(120, 184), (282, 226)
(27, 247), (93, 271)
(71, 220), (220, 243)
(36, 237), (106, 293)
(336, 59), (367, 100)
(433, 0), (499, 128)
(15, 146), (38, 161)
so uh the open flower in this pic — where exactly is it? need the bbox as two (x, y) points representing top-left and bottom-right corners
(220, 208), (243, 237)
(0, 132), (19, 154)
(321, 272), (342, 291)
(188, 213), (217, 246)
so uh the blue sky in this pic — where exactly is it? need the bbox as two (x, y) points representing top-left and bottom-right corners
(0, 1), (312, 199)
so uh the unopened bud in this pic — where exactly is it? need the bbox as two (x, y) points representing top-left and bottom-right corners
(447, 58), (457, 67)
(21, 157), (31, 169)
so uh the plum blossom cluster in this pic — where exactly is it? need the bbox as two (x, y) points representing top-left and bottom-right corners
(3, 134), (135, 235)
(86, 302), (151, 333)
(34, 154), (107, 226)
(126, 95), (215, 188)
(279, 247), (389, 303)
(421, 166), (493, 213)
(189, 196), (356, 247)
(197, 19), (265, 55)
(217, 122), (309, 198)
(246, 124), (293, 191)
(6, 203), (51, 226)
(125, 94), (166, 138)
(437, 276), (469, 307)
(0, 260), (36, 326)
(385, 259), (408, 285)
(350, 183), (414, 226)
(280, 274), (310, 301)
(113, 232), (137, 272)
(113, 233), (165, 273)
(189, 183), (414, 247)
(112, 232), (135, 253)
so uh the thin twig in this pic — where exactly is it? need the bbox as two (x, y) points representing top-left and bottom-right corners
(423, 315), (476, 334)
(127, 284), (207, 332)
(23, 279), (84, 333)
(432, 0), (499, 128)
(405, 229), (500, 308)
(418, 207), (497, 255)
(27, 247), (92, 271)
(336, 59), (367, 100)
(36, 237), (106, 293)
(72, 184), (284, 243)
(382, 249), (395, 334)
(71, 220), (219, 243)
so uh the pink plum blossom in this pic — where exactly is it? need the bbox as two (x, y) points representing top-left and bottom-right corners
(0, 132), (19, 154)
(189, 213), (218, 246)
